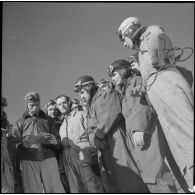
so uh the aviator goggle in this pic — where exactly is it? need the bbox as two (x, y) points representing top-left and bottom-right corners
(74, 81), (95, 93)
(107, 56), (135, 77)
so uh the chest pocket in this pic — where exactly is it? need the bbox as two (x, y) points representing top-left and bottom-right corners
(123, 77), (144, 118)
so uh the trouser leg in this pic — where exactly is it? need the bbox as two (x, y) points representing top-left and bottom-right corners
(79, 162), (104, 193)
(99, 151), (118, 193)
(1, 134), (14, 193)
(14, 155), (23, 193)
(58, 154), (70, 192)
(78, 148), (104, 193)
(40, 157), (65, 193)
(20, 160), (43, 193)
(1, 157), (14, 193)
(64, 166), (80, 193)
(62, 149), (81, 193)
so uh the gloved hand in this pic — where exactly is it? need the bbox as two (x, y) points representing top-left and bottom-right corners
(133, 131), (145, 148)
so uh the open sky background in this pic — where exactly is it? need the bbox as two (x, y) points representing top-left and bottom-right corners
(2, 2), (194, 124)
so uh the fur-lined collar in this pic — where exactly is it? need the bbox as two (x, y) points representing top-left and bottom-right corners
(23, 109), (47, 119)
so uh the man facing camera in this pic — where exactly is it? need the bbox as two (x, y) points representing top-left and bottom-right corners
(10, 92), (65, 193)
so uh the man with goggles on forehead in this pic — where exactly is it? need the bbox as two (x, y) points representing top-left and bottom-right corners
(108, 57), (177, 193)
(74, 76), (95, 94)
(74, 75), (148, 193)
(117, 17), (194, 191)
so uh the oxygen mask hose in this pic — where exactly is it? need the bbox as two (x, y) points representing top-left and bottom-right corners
(165, 47), (194, 63)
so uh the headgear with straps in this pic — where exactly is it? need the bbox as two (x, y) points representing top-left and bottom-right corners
(25, 92), (40, 103)
(74, 75), (95, 93)
(107, 59), (134, 77)
(117, 17), (142, 42)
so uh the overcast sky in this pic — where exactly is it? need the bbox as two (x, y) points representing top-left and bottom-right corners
(2, 2), (194, 123)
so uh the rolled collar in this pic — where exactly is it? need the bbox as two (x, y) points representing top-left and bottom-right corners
(23, 109), (47, 119)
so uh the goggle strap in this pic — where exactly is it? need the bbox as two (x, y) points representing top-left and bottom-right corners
(74, 80), (95, 92)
